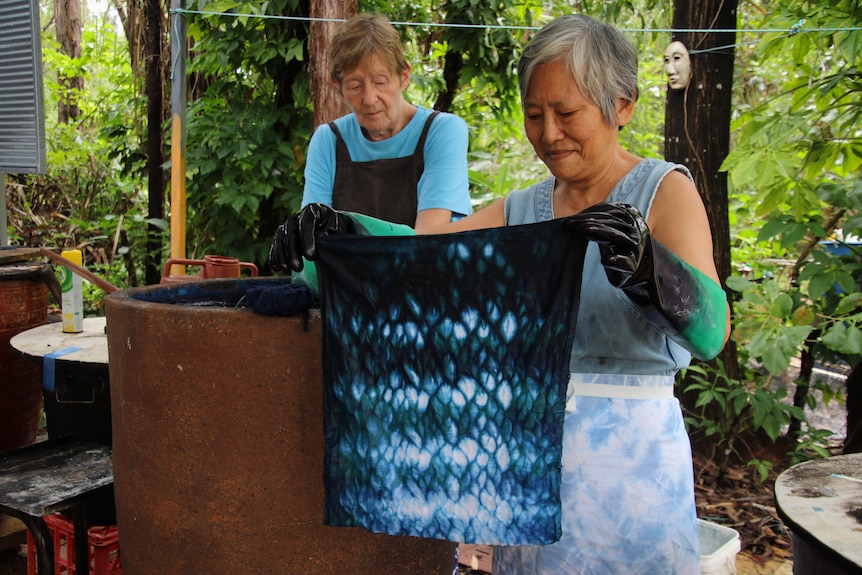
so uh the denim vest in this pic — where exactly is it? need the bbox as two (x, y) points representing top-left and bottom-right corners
(504, 158), (693, 376)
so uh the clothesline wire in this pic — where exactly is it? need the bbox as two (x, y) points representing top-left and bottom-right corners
(170, 8), (860, 37)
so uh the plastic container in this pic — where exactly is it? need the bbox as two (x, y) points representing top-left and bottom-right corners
(26, 513), (121, 575)
(59, 249), (83, 333)
(698, 518), (741, 575)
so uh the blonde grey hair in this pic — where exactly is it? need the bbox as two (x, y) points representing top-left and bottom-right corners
(517, 14), (639, 128)
(330, 14), (409, 84)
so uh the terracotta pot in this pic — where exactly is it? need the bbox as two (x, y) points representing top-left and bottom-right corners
(105, 278), (457, 575)
(161, 255), (259, 283)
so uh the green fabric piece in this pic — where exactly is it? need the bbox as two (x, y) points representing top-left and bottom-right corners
(343, 211), (416, 237)
(292, 211), (416, 296)
(292, 258), (319, 294)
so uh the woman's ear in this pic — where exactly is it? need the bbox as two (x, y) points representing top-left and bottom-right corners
(617, 96), (636, 128)
(400, 63), (412, 91)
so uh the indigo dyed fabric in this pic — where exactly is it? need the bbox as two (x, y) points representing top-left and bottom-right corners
(315, 220), (587, 545)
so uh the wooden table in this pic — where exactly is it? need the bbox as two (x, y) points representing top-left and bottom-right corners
(774, 452), (862, 574)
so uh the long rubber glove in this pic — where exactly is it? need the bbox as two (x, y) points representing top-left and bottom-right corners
(269, 203), (415, 295)
(560, 202), (727, 360)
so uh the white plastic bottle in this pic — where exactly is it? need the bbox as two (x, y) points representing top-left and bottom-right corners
(59, 249), (84, 333)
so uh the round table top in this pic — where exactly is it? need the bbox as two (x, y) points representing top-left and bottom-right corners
(10, 316), (108, 366)
(774, 452), (862, 569)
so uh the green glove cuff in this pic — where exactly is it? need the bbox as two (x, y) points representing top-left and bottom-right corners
(647, 240), (728, 361)
(342, 211), (417, 237)
(293, 212), (415, 296)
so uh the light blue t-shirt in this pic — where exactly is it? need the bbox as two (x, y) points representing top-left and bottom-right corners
(302, 106), (472, 218)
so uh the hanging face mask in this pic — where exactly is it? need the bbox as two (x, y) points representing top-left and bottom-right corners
(663, 41), (692, 90)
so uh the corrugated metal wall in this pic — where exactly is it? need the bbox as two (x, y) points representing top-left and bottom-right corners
(0, 0), (46, 174)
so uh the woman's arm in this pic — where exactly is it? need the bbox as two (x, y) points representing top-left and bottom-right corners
(416, 198), (507, 235)
(648, 170), (720, 285)
(417, 113), (473, 219)
(649, 170), (731, 346)
(301, 125), (337, 208)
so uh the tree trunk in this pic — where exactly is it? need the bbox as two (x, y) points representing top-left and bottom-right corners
(144, 0), (165, 284)
(309, 0), (355, 128)
(55, 0), (83, 122)
(433, 49), (462, 113)
(664, 0), (742, 395)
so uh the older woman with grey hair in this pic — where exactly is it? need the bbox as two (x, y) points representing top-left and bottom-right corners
(271, 13), (729, 574)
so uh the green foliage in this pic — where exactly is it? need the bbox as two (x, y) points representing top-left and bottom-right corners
(723, 0), (862, 381)
(683, 360), (802, 442)
(730, 275), (814, 374)
(680, 357), (834, 478)
(7, 2), (152, 309)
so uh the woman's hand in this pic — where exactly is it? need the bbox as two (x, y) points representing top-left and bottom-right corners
(560, 203), (653, 305)
(561, 202), (728, 360)
(269, 203), (354, 272)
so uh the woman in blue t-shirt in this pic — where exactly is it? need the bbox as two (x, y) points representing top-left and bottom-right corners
(302, 13), (472, 230)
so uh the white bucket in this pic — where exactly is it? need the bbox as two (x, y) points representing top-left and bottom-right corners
(698, 519), (741, 575)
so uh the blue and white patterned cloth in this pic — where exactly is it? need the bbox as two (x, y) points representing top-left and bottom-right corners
(494, 373), (700, 574)
(315, 220), (588, 545)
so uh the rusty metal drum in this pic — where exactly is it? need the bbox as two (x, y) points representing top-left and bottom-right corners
(0, 261), (48, 452)
(104, 278), (457, 575)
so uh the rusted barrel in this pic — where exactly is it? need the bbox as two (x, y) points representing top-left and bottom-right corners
(0, 262), (48, 452)
(104, 278), (457, 575)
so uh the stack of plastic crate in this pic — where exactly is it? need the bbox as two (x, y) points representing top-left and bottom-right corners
(26, 513), (121, 574)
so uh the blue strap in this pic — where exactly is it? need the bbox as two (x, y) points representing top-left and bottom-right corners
(42, 348), (82, 392)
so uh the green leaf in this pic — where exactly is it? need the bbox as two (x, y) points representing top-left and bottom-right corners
(757, 218), (791, 242)
(726, 276), (752, 292)
(771, 293), (794, 317)
(822, 324), (862, 355)
(808, 272), (838, 299)
(763, 344), (792, 375)
(836, 30), (861, 62)
(836, 293), (862, 315)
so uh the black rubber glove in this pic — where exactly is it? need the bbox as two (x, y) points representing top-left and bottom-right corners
(268, 203), (356, 272)
(560, 202), (654, 306)
(560, 202), (727, 360)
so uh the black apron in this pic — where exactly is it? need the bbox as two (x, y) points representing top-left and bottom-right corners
(329, 111), (439, 227)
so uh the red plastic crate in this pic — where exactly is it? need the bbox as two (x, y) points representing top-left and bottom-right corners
(26, 513), (121, 575)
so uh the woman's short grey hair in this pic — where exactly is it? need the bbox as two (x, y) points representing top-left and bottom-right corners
(517, 14), (639, 128)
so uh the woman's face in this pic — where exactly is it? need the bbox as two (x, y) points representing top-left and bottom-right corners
(663, 41), (691, 90)
(338, 54), (411, 142)
(523, 59), (628, 185)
